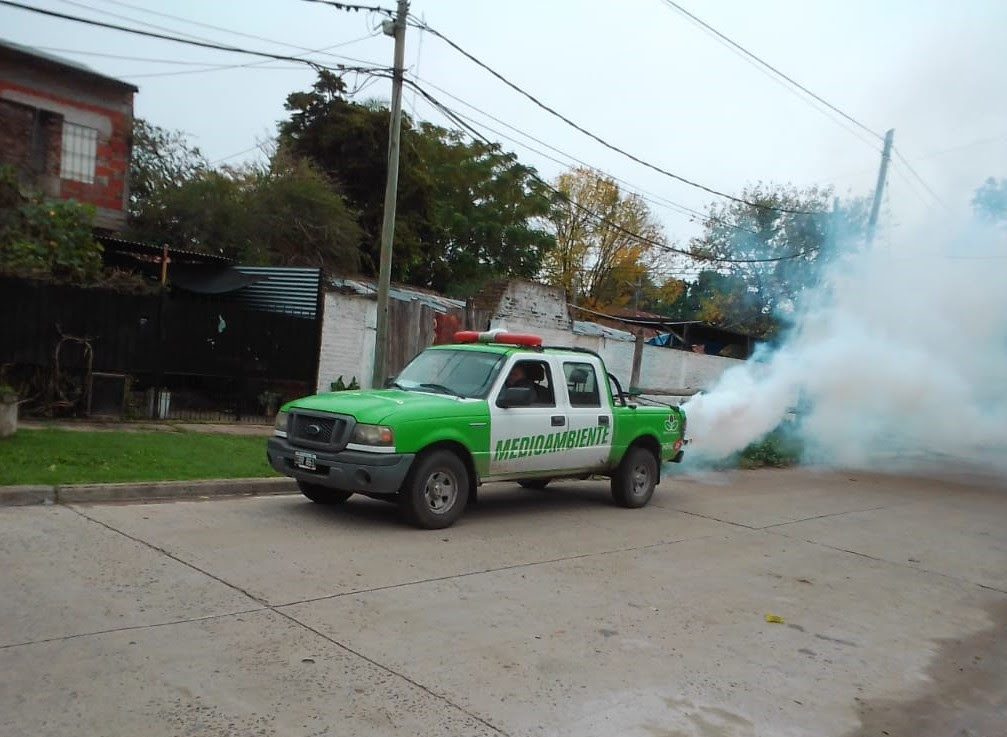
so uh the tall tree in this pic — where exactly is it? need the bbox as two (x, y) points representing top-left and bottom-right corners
(279, 71), (556, 294)
(414, 124), (557, 293)
(542, 167), (668, 309)
(687, 184), (868, 335)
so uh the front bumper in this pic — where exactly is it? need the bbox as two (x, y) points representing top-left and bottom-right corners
(267, 436), (414, 495)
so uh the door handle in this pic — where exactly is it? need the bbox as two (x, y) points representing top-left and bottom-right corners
(551, 415), (566, 427)
(597, 415), (610, 426)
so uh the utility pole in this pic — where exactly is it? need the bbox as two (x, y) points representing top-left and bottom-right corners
(371, 0), (408, 388)
(632, 275), (642, 313)
(570, 273), (579, 324)
(865, 128), (894, 247)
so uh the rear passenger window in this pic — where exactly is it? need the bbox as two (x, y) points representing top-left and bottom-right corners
(563, 362), (601, 407)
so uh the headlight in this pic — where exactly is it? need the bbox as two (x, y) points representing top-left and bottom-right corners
(274, 410), (288, 435)
(351, 423), (394, 447)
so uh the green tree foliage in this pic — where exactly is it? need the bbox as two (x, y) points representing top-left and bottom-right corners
(129, 118), (208, 220)
(414, 125), (557, 294)
(541, 167), (668, 310)
(972, 176), (1007, 225)
(279, 71), (556, 294)
(0, 165), (102, 282)
(129, 141), (362, 274)
(684, 185), (868, 336)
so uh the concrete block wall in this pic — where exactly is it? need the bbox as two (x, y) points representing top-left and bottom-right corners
(489, 281), (572, 332)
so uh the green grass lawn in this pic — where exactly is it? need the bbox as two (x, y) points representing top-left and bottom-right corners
(0, 429), (277, 486)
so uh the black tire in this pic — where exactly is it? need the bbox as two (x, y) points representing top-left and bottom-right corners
(517, 478), (551, 490)
(298, 481), (353, 505)
(399, 449), (470, 529)
(611, 445), (658, 508)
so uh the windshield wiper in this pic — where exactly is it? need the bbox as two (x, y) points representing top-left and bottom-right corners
(389, 380), (408, 391)
(417, 383), (464, 398)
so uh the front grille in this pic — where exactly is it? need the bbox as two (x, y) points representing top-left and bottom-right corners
(288, 412), (351, 449)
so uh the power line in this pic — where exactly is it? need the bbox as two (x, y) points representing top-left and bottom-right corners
(34, 46), (300, 67)
(37, 36), (381, 80)
(891, 147), (950, 210)
(407, 73), (751, 230)
(408, 81), (824, 265)
(88, 0), (383, 65)
(408, 15), (822, 216)
(210, 144), (268, 165)
(299, 0), (394, 14)
(911, 131), (1007, 161)
(53, 0), (227, 45)
(121, 64), (305, 79)
(655, 0), (882, 144)
(0, 1), (389, 72)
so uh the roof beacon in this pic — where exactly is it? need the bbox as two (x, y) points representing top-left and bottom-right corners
(454, 329), (542, 347)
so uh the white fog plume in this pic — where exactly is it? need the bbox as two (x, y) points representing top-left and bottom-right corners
(682, 218), (1007, 473)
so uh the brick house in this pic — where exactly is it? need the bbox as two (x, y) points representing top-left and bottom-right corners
(0, 39), (137, 232)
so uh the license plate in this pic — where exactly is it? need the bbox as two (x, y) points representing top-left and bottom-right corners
(294, 451), (317, 471)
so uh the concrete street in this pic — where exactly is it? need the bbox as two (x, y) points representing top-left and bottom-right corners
(1, 467), (1005, 736)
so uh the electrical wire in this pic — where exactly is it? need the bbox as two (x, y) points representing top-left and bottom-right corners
(408, 80), (825, 265)
(891, 147), (950, 210)
(210, 144), (268, 165)
(0, 1), (390, 72)
(299, 0), (393, 15)
(911, 132), (1007, 161)
(53, 0), (226, 45)
(655, 0), (883, 145)
(408, 15), (823, 216)
(88, 0), (383, 65)
(121, 64), (307, 79)
(33, 47), (297, 66)
(405, 73), (762, 237)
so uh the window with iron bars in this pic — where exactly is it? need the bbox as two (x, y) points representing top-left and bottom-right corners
(60, 122), (98, 184)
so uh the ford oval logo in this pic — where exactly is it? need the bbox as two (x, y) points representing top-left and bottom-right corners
(306, 423), (322, 436)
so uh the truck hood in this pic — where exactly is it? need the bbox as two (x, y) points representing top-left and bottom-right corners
(284, 389), (484, 425)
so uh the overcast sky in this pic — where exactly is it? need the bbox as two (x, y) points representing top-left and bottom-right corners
(4, 0), (1006, 258)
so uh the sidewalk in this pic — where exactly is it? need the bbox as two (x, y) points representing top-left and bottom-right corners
(4, 420), (283, 507)
(18, 419), (273, 436)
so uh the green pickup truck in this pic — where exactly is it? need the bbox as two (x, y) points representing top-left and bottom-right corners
(267, 331), (687, 528)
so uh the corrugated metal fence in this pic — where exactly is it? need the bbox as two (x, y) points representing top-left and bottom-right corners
(233, 267), (322, 318)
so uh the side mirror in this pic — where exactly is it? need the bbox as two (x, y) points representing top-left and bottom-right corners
(384, 376), (397, 388)
(497, 385), (534, 408)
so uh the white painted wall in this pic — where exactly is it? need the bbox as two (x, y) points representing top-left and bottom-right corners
(317, 285), (742, 397)
(317, 293), (375, 392)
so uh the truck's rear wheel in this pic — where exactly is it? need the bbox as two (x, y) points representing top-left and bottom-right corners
(517, 478), (551, 490)
(298, 481), (353, 505)
(399, 449), (469, 529)
(611, 446), (657, 508)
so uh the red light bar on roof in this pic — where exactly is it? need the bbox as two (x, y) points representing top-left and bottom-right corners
(454, 330), (543, 347)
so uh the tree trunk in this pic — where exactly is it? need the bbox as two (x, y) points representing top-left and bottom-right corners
(0, 398), (17, 438)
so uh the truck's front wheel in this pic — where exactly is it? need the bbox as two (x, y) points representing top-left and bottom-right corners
(611, 446), (657, 508)
(298, 481), (353, 505)
(399, 449), (470, 529)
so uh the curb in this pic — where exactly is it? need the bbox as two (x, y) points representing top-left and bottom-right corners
(0, 485), (57, 506)
(1, 478), (297, 507)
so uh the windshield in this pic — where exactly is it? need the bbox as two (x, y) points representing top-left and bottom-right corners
(394, 349), (505, 399)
